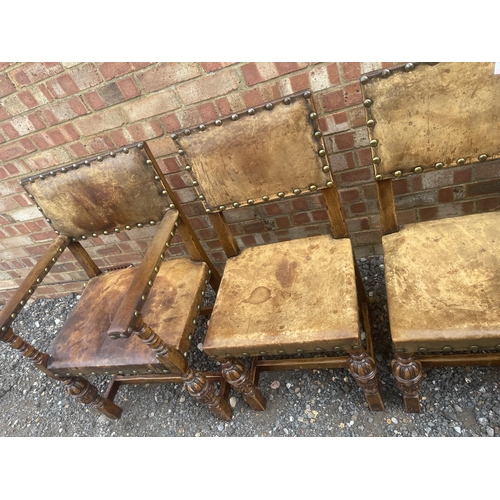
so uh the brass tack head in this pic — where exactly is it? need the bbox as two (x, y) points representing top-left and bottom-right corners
(405, 63), (415, 72)
(170, 231), (175, 237)
(199, 124), (206, 131)
(36, 278), (40, 283)
(372, 156), (381, 164)
(303, 90), (312, 98)
(150, 220), (156, 225)
(296, 349), (303, 353)
(363, 99), (373, 107)
(435, 162), (444, 169)
(163, 370), (168, 373)
(278, 350), (285, 354)
(127, 327), (133, 334)
(54, 374), (59, 377)
(318, 149), (326, 157)
(242, 352), (249, 356)
(199, 195), (205, 201)
(61, 168), (67, 173)
(148, 280), (153, 286)
(375, 174), (383, 181)
(442, 346), (453, 352)
(46, 218), (51, 223)
(262, 196), (269, 202)
(137, 223), (143, 228)
(141, 295), (146, 301)
(178, 149), (185, 155)
(218, 205), (226, 211)
(284, 97), (292, 105)
(233, 202), (240, 208)
(381, 69), (391, 78)
(160, 253), (164, 259)
(309, 184), (317, 191)
(66, 373), (71, 376)
(146, 159), (153, 165)
(91, 372), (96, 376)
(360, 75), (369, 84)
(414, 166), (423, 174)
(277, 192), (285, 198)
(367, 119), (375, 127)
(185, 165), (192, 171)
(247, 199), (255, 205)
(192, 319), (197, 325)
(170, 133), (178, 140)
(154, 266), (159, 272)
(247, 108), (256, 115)
(84, 160), (91, 166)
(55, 231), (60, 235)
(260, 351), (266, 355)
(293, 188), (301, 195)
(39, 174), (45, 180)
(265, 103), (273, 110)
(134, 310), (139, 317)
(326, 181), (334, 188)
(315, 347), (323, 351)
(184, 129), (191, 136)
(418, 347), (428, 353)
(81, 235), (87, 240)
(215, 119), (222, 126)
(109, 152), (116, 157)
(161, 190), (168, 196)
(231, 114), (239, 121)
(183, 352), (188, 358)
(50, 171), (56, 176)
(310, 112), (317, 120)
(155, 175), (160, 180)
(137, 143), (143, 149)
(205, 208), (211, 213)
(394, 170), (402, 177)
(122, 148), (129, 154)
(478, 154), (488, 162)
(11, 313), (16, 319)
(92, 233), (98, 237)
(37, 206), (42, 211)
(457, 158), (465, 165)
(147, 370), (152, 373)
(193, 180), (198, 186)
(314, 130), (322, 138)
(118, 371), (124, 375)
(201, 290), (205, 296)
(125, 225), (131, 230)
(188, 335), (192, 341)
(28, 289), (33, 294)
(496, 344), (500, 351)
(44, 267), (49, 272)
(1, 326), (7, 332)
(103, 231), (109, 235)
(58, 248), (63, 252)
(78, 373), (83, 376)
(20, 300), (25, 305)
(169, 204), (175, 209)
(470, 345), (479, 352)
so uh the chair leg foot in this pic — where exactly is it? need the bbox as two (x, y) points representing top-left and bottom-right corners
(392, 352), (424, 413)
(220, 358), (267, 411)
(183, 369), (233, 421)
(61, 375), (122, 419)
(348, 350), (385, 411)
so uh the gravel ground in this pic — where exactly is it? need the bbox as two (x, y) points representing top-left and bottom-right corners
(1, 255), (499, 438)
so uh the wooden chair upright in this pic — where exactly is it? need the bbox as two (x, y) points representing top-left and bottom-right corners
(360, 62), (500, 412)
(0, 141), (232, 421)
(170, 90), (385, 412)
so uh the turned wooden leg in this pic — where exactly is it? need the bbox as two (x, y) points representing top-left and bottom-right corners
(347, 350), (385, 411)
(220, 357), (266, 411)
(392, 352), (424, 413)
(134, 320), (232, 420)
(61, 376), (122, 419)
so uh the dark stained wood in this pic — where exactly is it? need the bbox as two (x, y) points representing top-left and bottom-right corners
(0, 235), (70, 333)
(252, 356), (349, 372)
(391, 353), (424, 413)
(321, 186), (348, 238)
(418, 352), (500, 367)
(376, 179), (398, 235)
(208, 212), (240, 258)
(68, 241), (102, 278)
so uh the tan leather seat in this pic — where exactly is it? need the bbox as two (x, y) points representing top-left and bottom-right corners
(383, 211), (500, 353)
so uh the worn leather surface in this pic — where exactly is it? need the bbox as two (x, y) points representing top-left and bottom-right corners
(203, 234), (361, 357)
(383, 212), (500, 352)
(47, 258), (208, 375)
(24, 147), (169, 238)
(363, 63), (500, 177)
(176, 97), (331, 210)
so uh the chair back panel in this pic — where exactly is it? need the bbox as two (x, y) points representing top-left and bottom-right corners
(362, 62), (500, 180)
(174, 91), (332, 212)
(21, 143), (170, 239)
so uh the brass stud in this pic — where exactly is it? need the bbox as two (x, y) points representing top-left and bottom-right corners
(150, 220), (157, 226)
(381, 69), (391, 78)
(28, 289), (33, 294)
(326, 181), (334, 188)
(367, 119), (375, 127)
(370, 139), (378, 147)
(11, 313), (16, 319)
(314, 130), (322, 138)
(92, 233), (98, 237)
(470, 345), (479, 352)
(414, 166), (423, 174)
(78, 373), (83, 376)
(170, 133), (178, 140)
(44, 267), (49, 272)
(205, 208), (211, 213)
(293, 189), (301, 195)
(193, 180), (198, 186)
(310, 112), (317, 120)
(457, 158), (466, 165)
(303, 90), (312, 98)
(277, 192), (285, 198)
(296, 349), (303, 353)
(118, 371), (124, 375)
(178, 149), (185, 155)
(185, 165), (192, 171)
(137, 223), (143, 228)
(247, 108), (256, 115)
(233, 202), (240, 208)
(199, 124), (206, 131)
(309, 185), (317, 191)
(122, 148), (129, 154)
(161, 190), (168, 196)
(283, 97), (292, 105)
(262, 196), (269, 202)
(184, 129), (191, 136)
(37, 206), (42, 211)
(66, 373), (71, 376)
(146, 159), (153, 165)
(360, 75), (369, 84)
(478, 154), (488, 162)
(394, 170), (402, 177)
(148, 280), (153, 286)
(103, 231), (109, 235)
(247, 199), (255, 205)
(154, 266), (159, 273)
(169, 204), (175, 209)
(442, 346), (453, 352)
(231, 114), (239, 121)
(260, 351), (266, 355)
(363, 99), (373, 107)
(199, 195), (205, 201)
(91, 372), (96, 376)
(125, 226), (131, 230)
(61, 168), (67, 173)
(163, 370), (168, 373)
(141, 295), (146, 301)
(372, 156), (381, 164)
(215, 120), (222, 126)
(375, 174), (383, 181)
(160, 253), (164, 259)
(36, 278), (40, 283)
(84, 160), (91, 166)
(218, 205), (226, 211)
(54, 374), (59, 377)
(242, 352), (249, 356)
(134, 310), (140, 317)
(418, 347), (428, 353)
(46, 218), (51, 223)
(81, 235), (87, 240)
(435, 162), (444, 169)
(20, 300), (25, 305)
(127, 328), (133, 334)
(183, 352), (188, 358)
(278, 350), (285, 354)
(265, 103), (273, 110)
(114, 228), (120, 233)
(318, 149), (326, 157)
(1, 326), (7, 332)
(155, 175), (160, 180)
(496, 344), (500, 351)
(51, 258), (56, 262)
(315, 347), (323, 352)
(405, 63), (415, 72)
(137, 143), (144, 149)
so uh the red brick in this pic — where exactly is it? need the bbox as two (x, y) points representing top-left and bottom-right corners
(334, 132), (355, 151)
(349, 106), (368, 128)
(87, 136), (114, 153)
(74, 108), (126, 136)
(263, 203), (282, 216)
(116, 77), (140, 99)
(274, 62), (302, 76)
(84, 91), (106, 111)
(292, 213), (311, 225)
(438, 187), (455, 203)
(241, 63), (265, 86)
(340, 62), (361, 82)
(40, 109), (58, 126)
(0, 138), (36, 161)
(476, 196), (500, 212)
(138, 63), (201, 93)
(48, 74), (79, 97)
(356, 147), (374, 167)
(466, 179), (500, 197)
(291, 198), (309, 212)
(242, 89), (265, 108)
(4, 163), (20, 176)
(99, 62), (133, 80)
(340, 187), (360, 203)
(321, 89), (344, 112)
(216, 97), (232, 116)
(339, 166), (373, 186)
(28, 114), (45, 130)
(275, 216), (291, 229)
(10, 63), (63, 87)
(474, 161), (500, 180)
(290, 72), (311, 92)
(392, 178), (408, 195)
(0, 73), (16, 98)
(70, 142), (90, 157)
(1, 123), (19, 139)
(0, 105), (10, 121)
(201, 62), (234, 73)
(108, 129), (128, 147)
(196, 102), (218, 122)
(177, 70), (239, 105)
(18, 90), (39, 109)
(68, 97), (89, 116)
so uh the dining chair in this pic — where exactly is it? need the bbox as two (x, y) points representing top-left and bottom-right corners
(170, 89), (385, 412)
(0, 141), (232, 420)
(360, 62), (500, 412)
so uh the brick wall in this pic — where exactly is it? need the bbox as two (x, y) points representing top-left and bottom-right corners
(1, 62), (499, 304)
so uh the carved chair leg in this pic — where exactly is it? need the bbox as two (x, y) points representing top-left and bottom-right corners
(61, 376), (122, 419)
(392, 352), (424, 413)
(347, 350), (385, 411)
(220, 357), (267, 411)
(135, 321), (232, 420)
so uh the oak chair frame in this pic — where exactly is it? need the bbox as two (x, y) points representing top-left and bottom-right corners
(170, 89), (385, 412)
(361, 62), (500, 412)
(0, 141), (232, 421)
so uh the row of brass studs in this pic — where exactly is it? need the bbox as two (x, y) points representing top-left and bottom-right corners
(395, 344), (500, 354)
(359, 62), (438, 86)
(218, 345), (347, 358)
(373, 153), (492, 181)
(1, 246), (66, 334)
